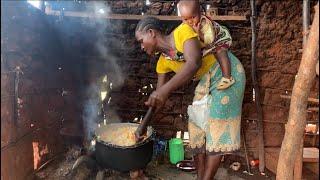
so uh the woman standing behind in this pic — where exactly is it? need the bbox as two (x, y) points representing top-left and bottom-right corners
(135, 17), (246, 180)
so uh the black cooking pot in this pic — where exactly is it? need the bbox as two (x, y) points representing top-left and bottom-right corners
(94, 123), (154, 172)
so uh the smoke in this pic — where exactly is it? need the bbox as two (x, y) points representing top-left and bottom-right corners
(82, 83), (100, 139)
(84, 1), (125, 87)
(81, 1), (125, 140)
(48, 1), (127, 140)
(95, 41), (125, 88)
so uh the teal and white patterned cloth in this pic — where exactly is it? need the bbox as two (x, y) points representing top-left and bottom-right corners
(188, 51), (246, 154)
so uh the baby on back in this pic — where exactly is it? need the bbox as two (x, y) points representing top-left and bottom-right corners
(178, 0), (235, 90)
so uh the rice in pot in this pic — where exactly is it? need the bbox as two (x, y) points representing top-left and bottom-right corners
(97, 123), (150, 147)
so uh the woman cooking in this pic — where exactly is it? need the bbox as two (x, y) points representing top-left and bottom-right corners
(135, 17), (246, 180)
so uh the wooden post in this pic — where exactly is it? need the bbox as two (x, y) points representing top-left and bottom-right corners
(294, 1), (310, 179)
(250, 0), (265, 173)
(276, 3), (319, 180)
(293, 138), (304, 180)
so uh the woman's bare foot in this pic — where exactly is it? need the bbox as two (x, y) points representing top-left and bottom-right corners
(130, 170), (140, 179)
(130, 169), (148, 180)
(138, 170), (148, 180)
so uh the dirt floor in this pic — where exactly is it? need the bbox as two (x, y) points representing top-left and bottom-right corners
(34, 146), (278, 180)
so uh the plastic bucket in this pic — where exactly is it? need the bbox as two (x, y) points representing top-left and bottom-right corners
(169, 138), (184, 164)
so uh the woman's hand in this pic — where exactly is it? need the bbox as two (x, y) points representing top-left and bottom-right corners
(145, 87), (169, 111)
(134, 127), (146, 142)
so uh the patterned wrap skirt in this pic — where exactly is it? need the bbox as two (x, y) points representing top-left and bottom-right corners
(188, 51), (246, 155)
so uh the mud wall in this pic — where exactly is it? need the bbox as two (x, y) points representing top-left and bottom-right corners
(48, 0), (319, 157)
(1, 1), (83, 179)
(249, 0), (319, 153)
(100, 0), (319, 157)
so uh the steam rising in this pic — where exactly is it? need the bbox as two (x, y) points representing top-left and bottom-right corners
(48, 1), (126, 140)
(82, 83), (100, 139)
(81, 1), (125, 140)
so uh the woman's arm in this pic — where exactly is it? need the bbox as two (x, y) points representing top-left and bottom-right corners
(145, 38), (202, 108)
(160, 37), (202, 93)
(157, 73), (167, 89)
(146, 73), (167, 110)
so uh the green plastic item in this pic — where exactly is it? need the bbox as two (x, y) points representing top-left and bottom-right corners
(169, 138), (184, 164)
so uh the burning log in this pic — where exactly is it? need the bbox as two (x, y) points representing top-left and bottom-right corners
(71, 155), (98, 180)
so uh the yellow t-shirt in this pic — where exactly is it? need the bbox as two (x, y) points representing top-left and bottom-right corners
(156, 23), (216, 80)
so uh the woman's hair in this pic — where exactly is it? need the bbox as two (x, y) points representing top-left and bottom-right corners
(135, 16), (163, 33)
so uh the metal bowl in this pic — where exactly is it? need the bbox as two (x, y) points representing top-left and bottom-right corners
(176, 160), (196, 172)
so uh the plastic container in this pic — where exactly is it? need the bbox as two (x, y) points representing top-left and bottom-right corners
(169, 138), (184, 164)
(153, 138), (167, 164)
(250, 159), (259, 167)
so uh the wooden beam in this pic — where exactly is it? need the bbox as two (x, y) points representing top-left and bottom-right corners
(303, 147), (319, 163)
(280, 95), (319, 104)
(45, 9), (247, 21)
(307, 107), (319, 112)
